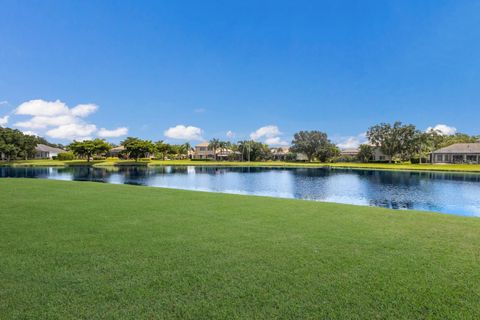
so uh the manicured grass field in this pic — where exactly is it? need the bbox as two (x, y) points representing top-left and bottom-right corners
(3, 158), (480, 173)
(1, 179), (479, 319)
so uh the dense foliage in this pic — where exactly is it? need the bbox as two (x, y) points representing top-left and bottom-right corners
(0, 127), (40, 161)
(290, 131), (339, 162)
(68, 139), (111, 162)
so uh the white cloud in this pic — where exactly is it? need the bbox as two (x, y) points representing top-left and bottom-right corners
(16, 99), (69, 116)
(0, 115), (8, 126)
(250, 125), (282, 140)
(164, 125), (204, 141)
(250, 125), (288, 146)
(98, 127), (128, 138)
(426, 124), (457, 136)
(194, 108), (206, 113)
(226, 130), (235, 138)
(71, 104), (98, 117)
(265, 137), (288, 146)
(0, 101), (8, 106)
(15, 115), (78, 129)
(11, 99), (127, 141)
(46, 123), (97, 141)
(336, 133), (367, 149)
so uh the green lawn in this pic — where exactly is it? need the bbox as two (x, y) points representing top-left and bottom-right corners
(3, 158), (480, 173)
(1, 179), (479, 319)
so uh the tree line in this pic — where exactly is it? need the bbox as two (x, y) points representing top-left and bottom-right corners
(0, 127), (64, 161)
(2, 123), (479, 163)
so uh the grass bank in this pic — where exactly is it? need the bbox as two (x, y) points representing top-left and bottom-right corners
(1, 179), (479, 319)
(3, 159), (480, 172)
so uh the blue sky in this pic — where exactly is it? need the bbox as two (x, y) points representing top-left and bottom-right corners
(1, 0), (479, 147)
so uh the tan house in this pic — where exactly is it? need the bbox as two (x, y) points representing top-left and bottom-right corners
(431, 141), (480, 164)
(340, 148), (359, 157)
(193, 142), (215, 159)
(271, 147), (290, 160)
(193, 142), (239, 160)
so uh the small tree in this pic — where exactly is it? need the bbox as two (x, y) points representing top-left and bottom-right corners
(357, 144), (374, 162)
(208, 138), (221, 161)
(291, 131), (333, 162)
(68, 139), (111, 162)
(122, 137), (155, 161)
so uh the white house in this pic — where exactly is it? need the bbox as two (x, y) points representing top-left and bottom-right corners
(34, 144), (66, 159)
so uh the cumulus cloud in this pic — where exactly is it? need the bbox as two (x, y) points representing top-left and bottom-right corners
(426, 124), (457, 136)
(336, 133), (367, 149)
(16, 99), (69, 116)
(0, 115), (9, 127)
(164, 125), (204, 141)
(98, 127), (129, 138)
(70, 104), (98, 117)
(265, 137), (289, 146)
(46, 123), (97, 141)
(12, 99), (127, 141)
(250, 125), (288, 146)
(226, 130), (235, 138)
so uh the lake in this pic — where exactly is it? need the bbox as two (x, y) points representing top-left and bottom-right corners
(1, 166), (480, 217)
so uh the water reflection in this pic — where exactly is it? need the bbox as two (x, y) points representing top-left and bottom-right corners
(1, 166), (480, 217)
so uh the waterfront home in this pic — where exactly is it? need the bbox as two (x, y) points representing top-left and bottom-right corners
(431, 141), (480, 164)
(193, 142), (239, 160)
(271, 147), (290, 160)
(193, 142), (214, 159)
(340, 148), (359, 157)
(372, 147), (392, 162)
(108, 146), (126, 158)
(34, 144), (65, 159)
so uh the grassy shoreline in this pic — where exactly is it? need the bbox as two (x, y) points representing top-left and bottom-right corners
(2, 159), (480, 173)
(1, 178), (480, 318)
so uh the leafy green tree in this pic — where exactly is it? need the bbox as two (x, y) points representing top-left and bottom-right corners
(366, 122), (419, 163)
(357, 144), (374, 162)
(237, 140), (271, 161)
(155, 140), (171, 160)
(291, 131), (334, 162)
(68, 139), (111, 162)
(122, 137), (155, 161)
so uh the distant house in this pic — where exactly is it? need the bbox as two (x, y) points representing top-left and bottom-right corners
(372, 147), (392, 162)
(192, 142), (239, 160)
(193, 142), (215, 160)
(108, 146), (126, 158)
(271, 147), (290, 160)
(34, 144), (66, 159)
(431, 141), (480, 164)
(340, 148), (359, 157)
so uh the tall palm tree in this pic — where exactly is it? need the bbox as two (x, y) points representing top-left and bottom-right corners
(208, 138), (221, 161)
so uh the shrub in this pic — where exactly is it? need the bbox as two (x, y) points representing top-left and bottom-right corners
(57, 152), (75, 161)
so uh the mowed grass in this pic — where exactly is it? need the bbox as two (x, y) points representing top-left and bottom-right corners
(4, 159), (480, 173)
(1, 179), (480, 319)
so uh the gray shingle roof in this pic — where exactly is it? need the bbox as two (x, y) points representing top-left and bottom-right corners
(35, 144), (65, 153)
(432, 143), (480, 154)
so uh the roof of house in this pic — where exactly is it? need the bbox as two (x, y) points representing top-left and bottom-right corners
(432, 143), (480, 154)
(195, 142), (210, 147)
(271, 147), (290, 154)
(35, 144), (65, 153)
(340, 148), (359, 154)
(110, 146), (125, 152)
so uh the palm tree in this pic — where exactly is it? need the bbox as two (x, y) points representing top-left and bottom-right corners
(208, 138), (221, 161)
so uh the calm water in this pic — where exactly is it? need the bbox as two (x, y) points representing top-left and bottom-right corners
(1, 166), (480, 217)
